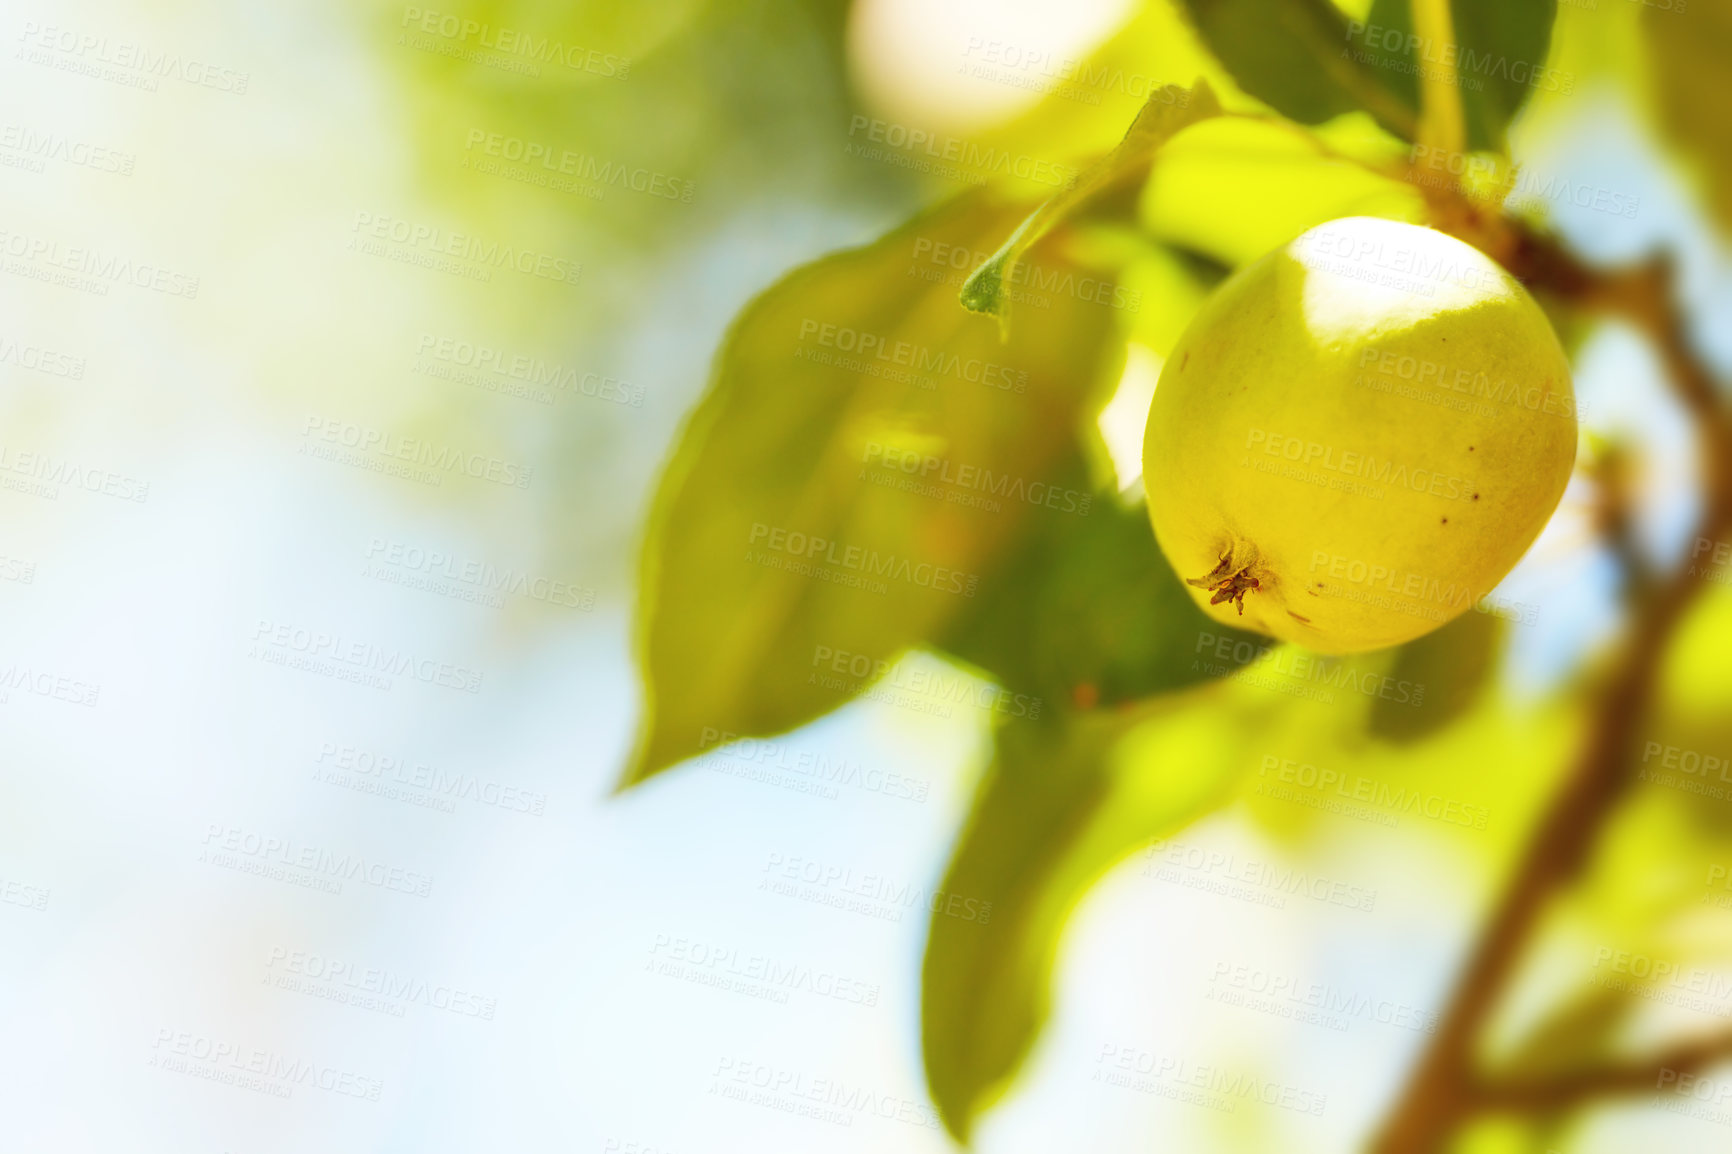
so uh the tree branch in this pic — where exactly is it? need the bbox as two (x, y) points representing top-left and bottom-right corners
(1369, 218), (1732, 1153)
(1475, 1026), (1732, 1113)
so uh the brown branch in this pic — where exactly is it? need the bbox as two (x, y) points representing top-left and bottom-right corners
(1473, 1026), (1732, 1114)
(1369, 219), (1732, 1153)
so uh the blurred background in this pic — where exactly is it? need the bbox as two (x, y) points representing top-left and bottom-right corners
(3, 0), (1731, 1151)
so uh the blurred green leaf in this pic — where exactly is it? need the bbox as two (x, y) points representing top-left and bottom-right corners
(1359, 0), (1560, 152)
(939, 481), (1261, 711)
(922, 699), (1254, 1140)
(1369, 610), (1504, 742)
(1178, 0), (1557, 152)
(1642, 0), (1732, 233)
(1175, 0), (1418, 135)
(961, 82), (1221, 322)
(1141, 115), (1424, 267)
(622, 189), (1125, 786)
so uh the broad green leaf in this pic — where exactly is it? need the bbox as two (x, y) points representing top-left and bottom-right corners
(922, 699), (1263, 1140)
(622, 189), (1125, 786)
(1369, 609), (1504, 742)
(1176, 0), (1419, 136)
(939, 480), (1261, 711)
(1140, 115), (1425, 268)
(1359, 0), (1560, 152)
(960, 82), (1222, 321)
(1179, 0), (1558, 153)
(1642, 0), (1732, 233)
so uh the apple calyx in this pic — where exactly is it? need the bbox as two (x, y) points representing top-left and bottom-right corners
(1186, 554), (1260, 615)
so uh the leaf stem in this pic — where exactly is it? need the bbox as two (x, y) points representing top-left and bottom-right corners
(1411, 0), (1467, 160)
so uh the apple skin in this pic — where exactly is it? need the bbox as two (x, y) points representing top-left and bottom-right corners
(1142, 217), (1578, 654)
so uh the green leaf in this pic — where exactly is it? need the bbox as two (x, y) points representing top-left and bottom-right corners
(922, 701), (1257, 1140)
(1642, 0), (1732, 233)
(1359, 0), (1560, 152)
(939, 479), (1262, 712)
(621, 188), (1125, 787)
(1176, 0), (1419, 135)
(1178, 0), (1558, 152)
(960, 82), (1222, 322)
(1139, 116), (1426, 268)
(1369, 609), (1504, 742)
